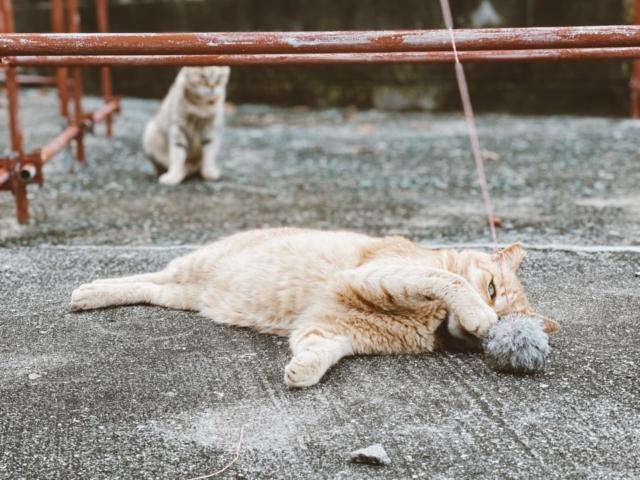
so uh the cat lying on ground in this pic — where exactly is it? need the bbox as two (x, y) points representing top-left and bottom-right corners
(142, 66), (230, 185)
(71, 228), (559, 387)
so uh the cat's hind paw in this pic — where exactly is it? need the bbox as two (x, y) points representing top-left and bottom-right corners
(71, 283), (114, 311)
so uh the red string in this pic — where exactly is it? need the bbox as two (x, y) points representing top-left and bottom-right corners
(438, 0), (514, 322)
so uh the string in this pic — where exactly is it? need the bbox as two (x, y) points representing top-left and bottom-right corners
(187, 426), (244, 479)
(438, 0), (514, 321)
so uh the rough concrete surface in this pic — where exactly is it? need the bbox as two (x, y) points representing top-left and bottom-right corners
(1, 91), (640, 479)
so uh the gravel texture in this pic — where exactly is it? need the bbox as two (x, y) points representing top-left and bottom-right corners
(1, 90), (640, 479)
(2, 90), (640, 247)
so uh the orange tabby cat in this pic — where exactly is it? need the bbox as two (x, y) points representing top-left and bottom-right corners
(71, 228), (559, 387)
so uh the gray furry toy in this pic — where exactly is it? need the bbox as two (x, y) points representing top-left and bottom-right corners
(484, 314), (550, 373)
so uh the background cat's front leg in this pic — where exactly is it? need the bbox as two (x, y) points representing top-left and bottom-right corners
(159, 124), (188, 185)
(285, 326), (353, 388)
(200, 134), (221, 181)
(201, 107), (224, 181)
(142, 120), (169, 173)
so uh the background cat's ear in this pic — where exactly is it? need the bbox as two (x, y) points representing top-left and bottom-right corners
(492, 242), (526, 271)
(532, 313), (561, 334)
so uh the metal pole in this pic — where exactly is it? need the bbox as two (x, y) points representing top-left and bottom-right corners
(67, 0), (84, 162)
(3, 27), (640, 56)
(40, 123), (81, 163)
(632, 0), (640, 118)
(95, 0), (113, 137)
(0, 0), (14, 34)
(2, 42), (30, 221)
(4, 67), (22, 156)
(51, 0), (69, 119)
(39, 98), (118, 164)
(9, 48), (640, 66)
(1, 0), (29, 223)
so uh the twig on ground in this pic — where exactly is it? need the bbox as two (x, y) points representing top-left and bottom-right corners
(187, 426), (245, 480)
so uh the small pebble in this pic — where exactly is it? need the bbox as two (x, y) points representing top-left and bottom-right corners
(349, 444), (390, 465)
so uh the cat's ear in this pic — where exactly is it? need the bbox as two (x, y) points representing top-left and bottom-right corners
(532, 313), (561, 334)
(492, 242), (526, 271)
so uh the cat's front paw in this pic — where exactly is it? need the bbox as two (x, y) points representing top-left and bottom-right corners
(284, 351), (325, 388)
(201, 166), (221, 181)
(158, 171), (186, 185)
(457, 303), (498, 338)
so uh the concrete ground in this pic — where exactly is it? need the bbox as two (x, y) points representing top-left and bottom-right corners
(1, 90), (640, 479)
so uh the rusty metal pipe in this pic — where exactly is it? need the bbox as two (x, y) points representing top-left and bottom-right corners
(89, 97), (119, 123)
(40, 123), (80, 164)
(18, 163), (36, 181)
(0, 0), (16, 35)
(3, 27), (640, 56)
(71, 61), (84, 162)
(67, 0), (84, 162)
(38, 99), (119, 165)
(1, 17), (22, 157)
(1, 0), (29, 223)
(95, 0), (113, 137)
(0, 167), (9, 185)
(51, 0), (69, 119)
(632, 0), (640, 118)
(7, 47), (640, 66)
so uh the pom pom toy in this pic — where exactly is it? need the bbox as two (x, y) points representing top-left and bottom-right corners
(483, 314), (549, 373)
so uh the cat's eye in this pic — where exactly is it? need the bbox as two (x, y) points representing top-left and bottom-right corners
(488, 280), (496, 300)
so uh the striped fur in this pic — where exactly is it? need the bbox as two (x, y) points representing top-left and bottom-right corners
(71, 228), (558, 387)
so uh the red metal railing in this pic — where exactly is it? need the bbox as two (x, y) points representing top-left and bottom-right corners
(6, 48), (640, 67)
(50, 0), (69, 119)
(3, 26), (640, 55)
(38, 97), (119, 162)
(96, 0), (113, 137)
(0, 0), (118, 223)
(1, 0), (29, 221)
(68, 0), (85, 162)
(632, 0), (640, 118)
(2, 1), (640, 222)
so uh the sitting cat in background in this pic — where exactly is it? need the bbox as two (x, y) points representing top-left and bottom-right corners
(71, 228), (559, 387)
(143, 66), (230, 185)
